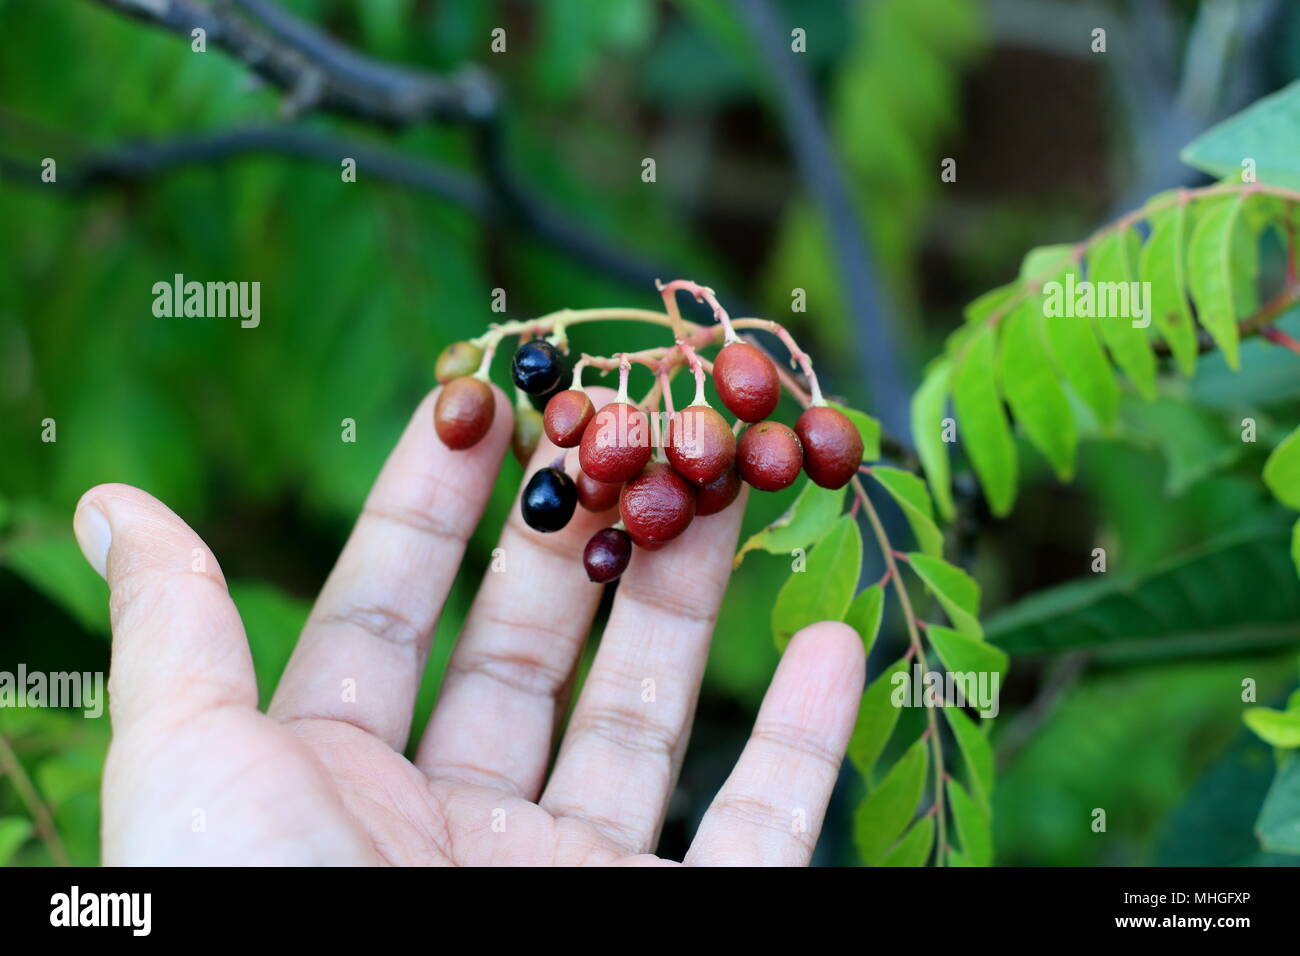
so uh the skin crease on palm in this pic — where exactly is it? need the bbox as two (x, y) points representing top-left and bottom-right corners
(71, 384), (866, 866)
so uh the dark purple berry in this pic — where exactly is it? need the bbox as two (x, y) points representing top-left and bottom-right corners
(584, 528), (633, 583)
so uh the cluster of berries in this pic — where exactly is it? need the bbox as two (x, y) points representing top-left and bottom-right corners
(433, 334), (862, 585)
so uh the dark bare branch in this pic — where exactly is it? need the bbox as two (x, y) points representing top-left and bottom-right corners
(90, 0), (497, 125)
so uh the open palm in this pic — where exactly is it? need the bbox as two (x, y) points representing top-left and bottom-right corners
(74, 385), (864, 866)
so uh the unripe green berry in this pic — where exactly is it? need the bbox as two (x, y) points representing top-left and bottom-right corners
(435, 341), (485, 384)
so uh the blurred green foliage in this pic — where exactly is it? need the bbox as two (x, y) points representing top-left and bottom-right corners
(2, 0), (1300, 867)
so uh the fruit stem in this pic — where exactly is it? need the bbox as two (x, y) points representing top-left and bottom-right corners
(659, 278), (738, 344)
(655, 279), (691, 340)
(731, 319), (824, 405)
(471, 308), (694, 350)
(615, 354), (631, 404)
(677, 338), (709, 408)
(581, 347), (673, 374)
(570, 358), (587, 390)
(472, 341), (496, 382)
(658, 368), (676, 419)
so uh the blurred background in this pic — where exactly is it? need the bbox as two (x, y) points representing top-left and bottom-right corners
(3, 0), (1300, 866)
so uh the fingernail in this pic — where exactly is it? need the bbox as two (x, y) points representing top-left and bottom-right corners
(74, 501), (112, 580)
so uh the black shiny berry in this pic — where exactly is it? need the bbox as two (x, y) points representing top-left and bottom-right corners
(584, 528), (633, 583)
(512, 339), (565, 396)
(521, 467), (577, 533)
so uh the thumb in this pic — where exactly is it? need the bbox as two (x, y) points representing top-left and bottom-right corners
(73, 483), (257, 731)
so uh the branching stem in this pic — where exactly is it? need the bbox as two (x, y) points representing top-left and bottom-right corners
(0, 733), (70, 866)
(853, 476), (947, 866)
(961, 181), (1300, 365)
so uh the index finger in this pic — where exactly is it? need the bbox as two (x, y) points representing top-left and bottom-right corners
(269, 384), (513, 750)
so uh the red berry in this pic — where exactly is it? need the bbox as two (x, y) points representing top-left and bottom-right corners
(737, 421), (803, 491)
(795, 406), (863, 489)
(576, 470), (622, 512)
(584, 528), (633, 583)
(666, 404), (736, 485)
(579, 402), (653, 483)
(434, 377), (495, 450)
(696, 464), (741, 516)
(713, 342), (780, 423)
(619, 461), (696, 546)
(629, 533), (667, 552)
(543, 389), (595, 448)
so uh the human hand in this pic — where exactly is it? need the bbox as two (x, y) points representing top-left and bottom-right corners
(74, 385), (865, 865)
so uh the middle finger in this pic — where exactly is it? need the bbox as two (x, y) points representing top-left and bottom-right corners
(415, 389), (617, 798)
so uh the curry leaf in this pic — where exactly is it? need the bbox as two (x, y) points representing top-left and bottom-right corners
(952, 327), (1017, 516)
(770, 515), (862, 651)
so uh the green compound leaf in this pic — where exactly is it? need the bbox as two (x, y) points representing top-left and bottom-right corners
(1181, 78), (1300, 190)
(828, 402), (881, 461)
(1086, 227), (1157, 399)
(947, 778), (993, 866)
(963, 282), (1019, 325)
(854, 737), (929, 864)
(910, 357), (956, 523)
(1244, 707), (1300, 749)
(848, 656), (909, 782)
(927, 625), (1008, 688)
(880, 817), (935, 867)
(1187, 194), (1257, 370)
(907, 552), (982, 638)
(733, 480), (845, 568)
(1019, 244), (1075, 283)
(1264, 425), (1300, 510)
(844, 585), (885, 660)
(1027, 247), (1120, 428)
(770, 515), (861, 651)
(952, 327), (1017, 517)
(985, 523), (1300, 660)
(871, 466), (943, 557)
(1140, 198), (1199, 377)
(944, 704), (995, 813)
(998, 298), (1077, 480)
